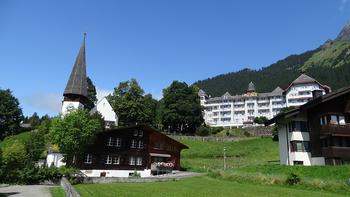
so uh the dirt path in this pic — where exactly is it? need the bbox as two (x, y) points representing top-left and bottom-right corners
(0, 185), (53, 197)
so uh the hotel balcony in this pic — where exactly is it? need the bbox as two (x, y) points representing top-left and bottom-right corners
(322, 146), (350, 158)
(320, 124), (350, 136)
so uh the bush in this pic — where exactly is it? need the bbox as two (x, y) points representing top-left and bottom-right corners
(196, 126), (210, 136)
(286, 173), (301, 185)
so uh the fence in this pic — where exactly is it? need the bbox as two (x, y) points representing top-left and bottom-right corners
(61, 177), (80, 197)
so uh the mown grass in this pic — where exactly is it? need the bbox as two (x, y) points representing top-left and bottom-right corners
(75, 176), (347, 197)
(180, 137), (279, 171)
(49, 186), (65, 197)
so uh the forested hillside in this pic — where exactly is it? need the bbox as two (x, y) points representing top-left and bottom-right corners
(194, 22), (350, 97)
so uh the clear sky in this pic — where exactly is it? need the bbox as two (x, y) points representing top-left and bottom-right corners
(1, 0), (350, 117)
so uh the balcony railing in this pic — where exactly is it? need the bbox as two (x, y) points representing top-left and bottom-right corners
(322, 146), (350, 158)
(320, 124), (350, 136)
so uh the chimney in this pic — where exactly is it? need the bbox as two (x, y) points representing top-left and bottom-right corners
(312, 90), (323, 99)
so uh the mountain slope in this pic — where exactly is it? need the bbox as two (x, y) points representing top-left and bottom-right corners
(194, 22), (350, 97)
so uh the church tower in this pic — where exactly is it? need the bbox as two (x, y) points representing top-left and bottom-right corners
(61, 34), (89, 115)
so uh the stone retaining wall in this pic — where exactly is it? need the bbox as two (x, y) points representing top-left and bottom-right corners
(61, 177), (80, 197)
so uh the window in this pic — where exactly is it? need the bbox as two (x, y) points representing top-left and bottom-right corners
(115, 138), (121, 147)
(339, 116), (346, 125)
(107, 137), (113, 146)
(131, 139), (137, 148)
(293, 161), (304, 165)
(137, 141), (143, 149)
(288, 121), (308, 132)
(139, 130), (143, 137)
(105, 155), (112, 164)
(129, 156), (136, 165)
(113, 156), (120, 165)
(84, 154), (92, 164)
(133, 130), (138, 136)
(136, 157), (143, 166)
(290, 141), (310, 152)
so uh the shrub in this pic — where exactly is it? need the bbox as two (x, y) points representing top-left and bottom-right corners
(196, 126), (210, 136)
(286, 173), (301, 185)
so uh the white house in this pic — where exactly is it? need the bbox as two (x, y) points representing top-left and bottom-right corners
(90, 97), (118, 129)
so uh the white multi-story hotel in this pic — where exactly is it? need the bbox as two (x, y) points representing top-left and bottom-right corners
(199, 74), (330, 127)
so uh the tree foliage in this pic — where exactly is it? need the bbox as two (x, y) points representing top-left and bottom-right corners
(0, 89), (23, 139)
(85, 76), (97, 110)
(159, 81), (203, 134)
(49, 109), (103, 165)
(253, 116), (268, 124)
(108, 79), (158, 126)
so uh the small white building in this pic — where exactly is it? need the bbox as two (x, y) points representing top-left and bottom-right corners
(90, 97), (118, 129)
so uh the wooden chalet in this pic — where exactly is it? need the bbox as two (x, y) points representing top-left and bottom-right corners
(267, 87), (350, 165)
(77, 125), (188, 177)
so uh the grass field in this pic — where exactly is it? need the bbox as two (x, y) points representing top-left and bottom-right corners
(49, 186), (65, 197)
(180, 137), (279, 171)
(75, 176), (348, 197)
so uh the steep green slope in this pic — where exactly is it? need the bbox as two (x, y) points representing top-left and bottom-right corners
(194, 22), (350, 96)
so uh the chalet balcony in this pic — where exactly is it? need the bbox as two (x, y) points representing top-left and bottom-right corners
(320, 124), (350, 136)
(322, 146), (350, 158)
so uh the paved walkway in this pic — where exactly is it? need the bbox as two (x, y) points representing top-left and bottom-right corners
(0, 185), (53, 197)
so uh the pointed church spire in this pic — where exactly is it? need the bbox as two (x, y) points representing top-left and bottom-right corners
(63, 34), (88, 98)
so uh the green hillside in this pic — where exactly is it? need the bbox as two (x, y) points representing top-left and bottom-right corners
(194, 22), (350, 96)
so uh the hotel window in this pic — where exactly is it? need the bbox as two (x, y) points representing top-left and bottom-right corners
(138, 141), (144, 149)
(136, 157), (143, 166)
(290, 141), (310, 152)
(84, 154), (92, 164)
(105, 155), (112, 164)
(107, 137), (113, 146)
(113, 156), (120, 165)
(131, 139), (137, 148)
(129, 156), (136, 165)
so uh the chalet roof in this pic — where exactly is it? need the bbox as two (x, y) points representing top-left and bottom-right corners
(284, 74), (331, 93)
(63, 35), (88, 98)
(266, 86), (350, 125)
(247, 81), (256, 92)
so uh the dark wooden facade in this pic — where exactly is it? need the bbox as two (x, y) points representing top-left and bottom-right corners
(76, 125), (188, 171)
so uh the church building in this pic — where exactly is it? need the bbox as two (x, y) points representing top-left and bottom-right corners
(47, 35), (188, 177)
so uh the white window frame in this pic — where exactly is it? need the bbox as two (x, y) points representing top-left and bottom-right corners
(84, 154), (92, 164)
(115, 138), (121, 147)
(138, 141), (143, 149)
(129, 156), (136, 165)
(107, 137), (113, 146)
(113, 156), (120, 165)
(131, 139), (137, 148)
(136, 157), (142, 166)
(105, 155), (112, 164)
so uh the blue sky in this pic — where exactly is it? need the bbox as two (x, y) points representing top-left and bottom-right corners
(0, 0), (350, 117)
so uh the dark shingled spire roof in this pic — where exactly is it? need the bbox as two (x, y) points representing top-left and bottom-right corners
(63, 35), (88, 98)
(247, 81), (256, 92)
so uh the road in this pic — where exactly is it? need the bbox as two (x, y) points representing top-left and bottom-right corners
(0, 185), (52, 197)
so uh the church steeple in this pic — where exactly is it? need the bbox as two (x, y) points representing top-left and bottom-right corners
(64, 33), (88, 98)
(61, 34), (89, 115)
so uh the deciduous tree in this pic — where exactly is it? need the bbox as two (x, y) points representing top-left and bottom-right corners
(49, 109), (103, 165)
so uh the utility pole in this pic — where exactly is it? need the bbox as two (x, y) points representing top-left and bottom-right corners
(223, 146), (227, 170)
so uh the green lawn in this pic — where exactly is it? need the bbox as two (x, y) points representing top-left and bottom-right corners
(49, 186), (65, 197)
(180, 137), (279, 171)
(75, 176), (347, 197)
